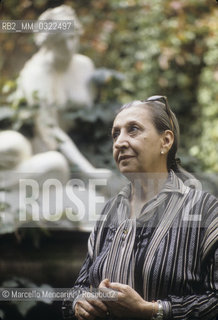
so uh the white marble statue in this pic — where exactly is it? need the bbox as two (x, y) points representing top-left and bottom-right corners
(0, 130), (70, 188)
(0, 130), (101, 230)
(12, 5), (111, 178)
(16, 5), (94, 107)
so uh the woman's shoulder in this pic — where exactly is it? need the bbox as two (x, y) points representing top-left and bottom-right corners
(188, 187), (218, 219)
(190, 187), (218, 209)
(200, 190), (218, 224)
(199, 191), (218, 261)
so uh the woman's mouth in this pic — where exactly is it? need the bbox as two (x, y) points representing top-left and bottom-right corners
(118, 155), (135, 163)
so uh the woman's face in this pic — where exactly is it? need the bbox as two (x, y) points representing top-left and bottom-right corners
(112, 106), (167, 174)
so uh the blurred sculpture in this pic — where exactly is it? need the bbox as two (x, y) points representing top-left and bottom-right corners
(0, 130), (69, 188)
(16, 5), (94, 107)
(12, 5), (111, 178)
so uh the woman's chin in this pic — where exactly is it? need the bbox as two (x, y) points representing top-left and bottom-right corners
(119, 165), (138, 176)
(119, 164), (134, 172)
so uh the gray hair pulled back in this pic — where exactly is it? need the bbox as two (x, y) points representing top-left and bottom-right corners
(118, 99), (193, 181)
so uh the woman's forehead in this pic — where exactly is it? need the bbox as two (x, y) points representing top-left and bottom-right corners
(113, 106), (151, 127)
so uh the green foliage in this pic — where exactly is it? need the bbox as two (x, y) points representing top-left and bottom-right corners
(192, 10), (218, 172)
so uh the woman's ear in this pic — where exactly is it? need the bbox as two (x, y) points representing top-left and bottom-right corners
(160, 130), (174, 154)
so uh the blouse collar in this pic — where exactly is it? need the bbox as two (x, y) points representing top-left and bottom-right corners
(117, 170), (187, 200)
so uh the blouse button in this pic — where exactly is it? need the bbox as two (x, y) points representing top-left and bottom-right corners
(122, 229), (128, 240)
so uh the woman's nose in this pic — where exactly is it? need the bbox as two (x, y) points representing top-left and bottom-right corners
(114, 132), (129, 149)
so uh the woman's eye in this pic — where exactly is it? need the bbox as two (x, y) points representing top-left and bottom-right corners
(129, 125), (139, 133)
(112, 131), (119, 140)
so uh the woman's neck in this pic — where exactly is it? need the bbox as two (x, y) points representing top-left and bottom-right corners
(129, 172), (168, 217)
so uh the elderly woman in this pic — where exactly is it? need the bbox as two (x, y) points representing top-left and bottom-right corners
(63, 96), (218, 320)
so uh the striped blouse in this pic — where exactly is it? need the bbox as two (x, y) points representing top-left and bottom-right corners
(62, 170), (218, 320)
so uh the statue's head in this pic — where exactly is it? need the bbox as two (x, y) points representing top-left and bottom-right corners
(34, 5), (83, 50)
